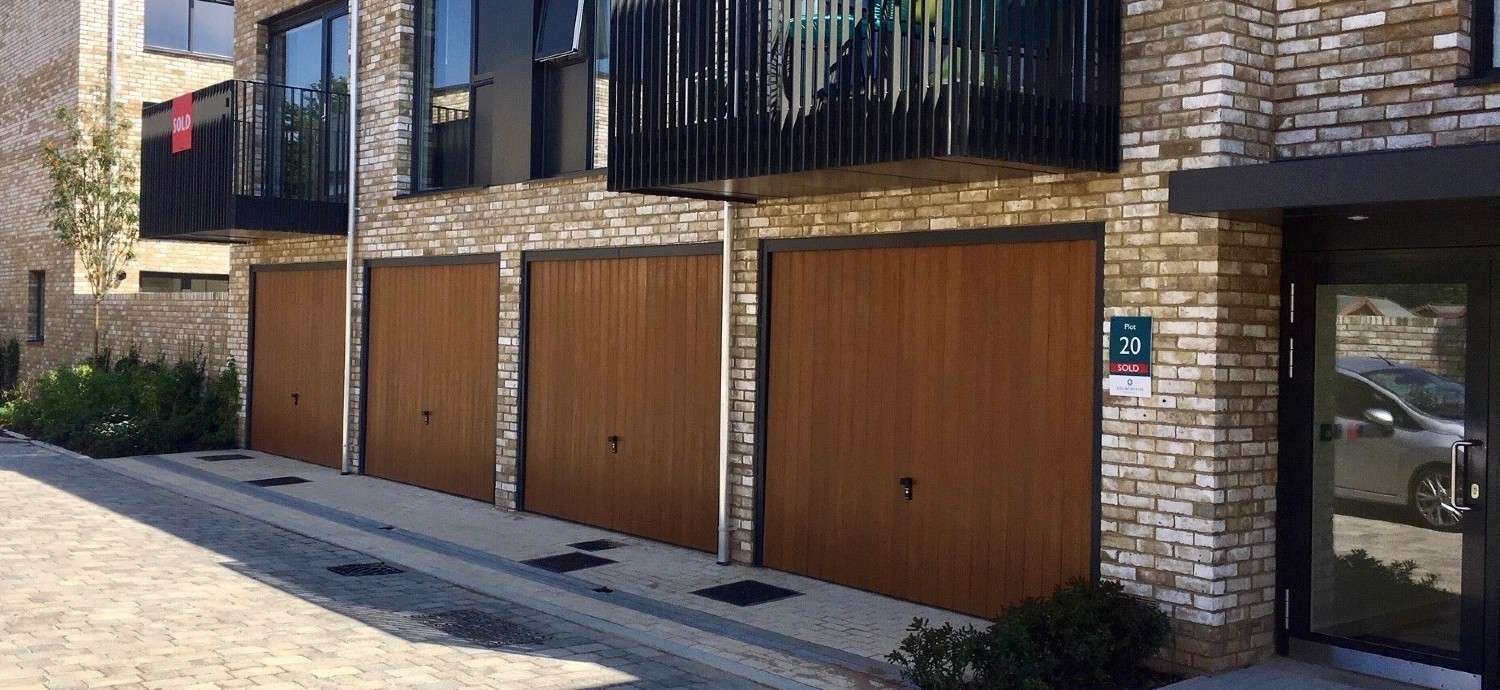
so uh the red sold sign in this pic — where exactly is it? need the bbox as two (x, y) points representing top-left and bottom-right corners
(171, 94), (193, 153)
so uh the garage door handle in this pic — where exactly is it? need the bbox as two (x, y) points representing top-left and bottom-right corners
(291, 393), (299, 406)
(609, 435), (619, 454)
(900, 476), (914, 500)
(422, 410), (431, 426)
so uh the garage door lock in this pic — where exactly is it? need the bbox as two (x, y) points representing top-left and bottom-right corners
(422, 410), (431, 426)
(291, 393), (299, 406)
(609, 435), (619, 454)
(900, 476), (914, 500)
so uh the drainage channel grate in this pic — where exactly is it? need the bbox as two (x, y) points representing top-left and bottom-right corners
(327, 562), (404, 577)
(520, 552), (617, 573)
(413, 609), (550, 648)
(568, 539), (626, 552)
(691, 580), (804, 607)
(198, 453), (253, 461)
(245, 476), (311, 488)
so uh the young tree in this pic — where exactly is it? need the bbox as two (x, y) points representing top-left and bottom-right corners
(40, 94), (139, 357)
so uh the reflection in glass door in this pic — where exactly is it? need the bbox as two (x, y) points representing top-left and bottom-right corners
(1293, 268), (1489, 688)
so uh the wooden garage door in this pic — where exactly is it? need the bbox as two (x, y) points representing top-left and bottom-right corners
(763, 238), (1097, 618)
(524, 252), (720, 551)
(250, 267), (345, 468)
(364, 262), (499, 501)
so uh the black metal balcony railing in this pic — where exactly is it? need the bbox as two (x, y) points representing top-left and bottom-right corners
(141, 80), (350, 242)
(609, 0), (1121, 200)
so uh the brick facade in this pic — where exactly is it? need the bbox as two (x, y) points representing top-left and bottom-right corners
(207, 0), (1500, 675)
(0, 0), (234, 379)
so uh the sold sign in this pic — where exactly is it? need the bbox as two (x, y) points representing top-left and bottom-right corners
(1108, 316), (1153, 398)
(171, 94), (193, 153)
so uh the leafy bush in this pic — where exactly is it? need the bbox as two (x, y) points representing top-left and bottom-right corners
(0, 351), (239, 457)
(0, 339), (19, 392)
(1334, 548), (1440, 592)
(888, 579), (1172, 689)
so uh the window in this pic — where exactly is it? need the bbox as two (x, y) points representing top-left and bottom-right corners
(411, 0), (609, 191)
(535, 0), (586, 63)
(534, 0), (607, 177)
(145, 0), (234, 58)
(268, 5), (351, 201)
(413, 0), (476, 191)
(26, 272), (44, 342)
(139, 272), (230, 293)
(1479, 0), (1500, 76)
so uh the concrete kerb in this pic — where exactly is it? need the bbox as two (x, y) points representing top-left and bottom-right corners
(6, 435), (888, 690)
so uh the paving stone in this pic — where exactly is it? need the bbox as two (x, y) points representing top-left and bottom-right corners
(0, 446), (762, 689)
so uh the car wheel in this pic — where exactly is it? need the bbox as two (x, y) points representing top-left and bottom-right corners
(1410, 464), (1463, 532)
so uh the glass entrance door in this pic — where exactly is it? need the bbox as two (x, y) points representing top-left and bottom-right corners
(1286, 258), (1492, 689)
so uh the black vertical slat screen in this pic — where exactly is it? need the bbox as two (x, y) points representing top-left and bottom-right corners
(140, 80), (350, 241)
(609, 0), (1121, 198)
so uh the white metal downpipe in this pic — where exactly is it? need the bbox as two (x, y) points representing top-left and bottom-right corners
(107, 0), (118, 108)
(716, 202), (734, 565)
(339, 0), (360, 475)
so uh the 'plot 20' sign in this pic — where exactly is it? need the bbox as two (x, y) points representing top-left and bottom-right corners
(1108, 316), (1152, 398)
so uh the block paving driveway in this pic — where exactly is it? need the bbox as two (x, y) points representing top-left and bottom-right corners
(0, 440), (763, 689)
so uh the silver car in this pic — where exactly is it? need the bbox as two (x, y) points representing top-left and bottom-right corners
(1331, 356), (1466, 531)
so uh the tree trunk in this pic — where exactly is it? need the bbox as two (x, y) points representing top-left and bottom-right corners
(93, 298), (102, 358)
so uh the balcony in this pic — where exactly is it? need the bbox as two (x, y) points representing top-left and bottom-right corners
(608, 0), (1121, 201)
(140, 80), (349, 242)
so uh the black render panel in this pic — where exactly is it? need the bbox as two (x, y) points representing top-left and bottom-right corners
(140, 80), (350, 242)
(608, 0), (1122, 199)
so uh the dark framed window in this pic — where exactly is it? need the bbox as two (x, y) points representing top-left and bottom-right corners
(535, 0), (608, 177)
(139, 272), (230, 293)
(145, 0), (234, 58)
(411, 0), (608, 191)
(1477, 0), (1500, 77)
(413, 0), (477, 191)
(26, 271), (44, 342)
(267, 4), (352, 201)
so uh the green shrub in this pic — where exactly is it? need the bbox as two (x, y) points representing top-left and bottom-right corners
(888, 579), (1172, 689)
(1, 352), (240, 457)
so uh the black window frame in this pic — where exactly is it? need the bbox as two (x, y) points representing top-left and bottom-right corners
(267, 1), (351, 92)
(139, 271), (231, 294)
(26, 271), (44, 343)
(144, 0), (236, 59)
(1477, 0), (1499, 78)
(411, 0), (479, 193)
(533, 0), (605, 179)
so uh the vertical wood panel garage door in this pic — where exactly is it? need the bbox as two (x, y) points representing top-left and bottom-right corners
(364, 262), (499, 502)
(250, 267), (345, 468)
(762, 236), (1098, 618)
(524, 251), (720, 552)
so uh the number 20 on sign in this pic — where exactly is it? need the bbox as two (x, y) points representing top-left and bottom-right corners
(1108, 316), (1153, 398)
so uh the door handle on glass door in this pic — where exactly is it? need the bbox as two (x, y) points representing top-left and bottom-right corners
(1450, 439), (1481, 512)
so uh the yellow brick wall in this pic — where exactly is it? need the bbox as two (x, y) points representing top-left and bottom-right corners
(0, 0), (235, 379)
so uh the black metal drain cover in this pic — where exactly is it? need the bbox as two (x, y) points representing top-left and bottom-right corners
(413, 609), (549, 647)
(568, 539), (625, 552)
(691, 580), (803, 607)
(327, 562), (404, 577)
(520, 552), (617, 573)
(245, 476), (311, 487)
(198, 453), (252, 461)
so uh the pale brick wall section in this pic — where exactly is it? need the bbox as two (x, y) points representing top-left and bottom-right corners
(1336, 315), (1466, 379)
(1276, 0), (1500, 156)
(0, 0), (81, 378)
(0, 0), (232, 380)
(97, 292), (235, 367)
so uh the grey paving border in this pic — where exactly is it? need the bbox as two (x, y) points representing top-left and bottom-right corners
(4, 433), (903, 689)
